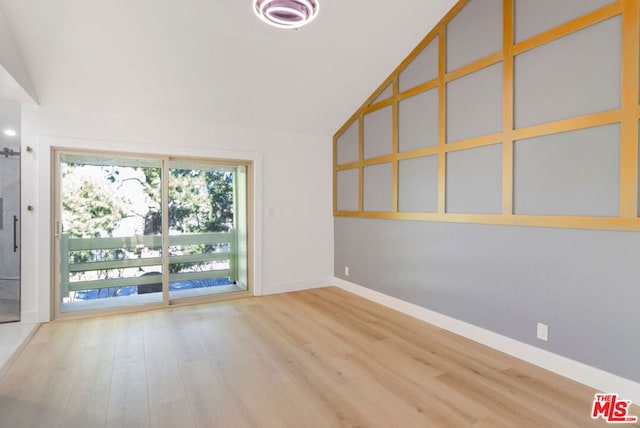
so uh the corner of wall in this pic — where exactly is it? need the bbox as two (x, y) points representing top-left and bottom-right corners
(262, 277), (334, 296)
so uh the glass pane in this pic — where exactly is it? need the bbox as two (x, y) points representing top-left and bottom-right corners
(59, 153), (164, 313)
(0, 100), (21, 323)
(168, 161), (248, 300)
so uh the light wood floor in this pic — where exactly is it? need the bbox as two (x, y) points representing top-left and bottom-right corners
(0, 287), (637, 428)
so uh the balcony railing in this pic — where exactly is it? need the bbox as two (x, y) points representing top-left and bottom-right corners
(60, 231), (237, 297)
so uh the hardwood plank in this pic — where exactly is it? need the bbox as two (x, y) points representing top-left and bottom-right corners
(112, 314), (146, 367)
(106, 360), (150, 428)
(265, 370), (336, 428)
(143, 313), (189, 408)
(13, 366), (77, 428)
(146, 361), (186, 408)
(180, 358), (254, 428)
(167, 316), (208, 364)
(60, 360), (112, 428)
(149, 399), (196, 428)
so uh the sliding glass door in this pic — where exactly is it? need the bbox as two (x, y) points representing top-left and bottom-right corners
(57, 154), (165, 313)
(167, 161), (248, 301)
(55, 151), (250, 316)
(0, 142), (20, 323)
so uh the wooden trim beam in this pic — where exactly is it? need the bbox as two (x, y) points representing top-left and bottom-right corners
(437, 28), (447, 215)
(334, 211), (640, 232)
(398, 78), (439, 101)
(392, 78), (399, 213)
(358, 114), (364, 213)
(502, 0), (514, 215)
(513, 2), (622, 56)
(332, 0), (638, 232)
(445, 51), (503, 83)
(620, 0), (639, 218)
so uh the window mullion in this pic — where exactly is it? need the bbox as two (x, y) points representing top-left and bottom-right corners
(162, 157), (170, 305)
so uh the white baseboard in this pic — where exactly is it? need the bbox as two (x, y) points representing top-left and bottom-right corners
(262, 277), (332, 295)
(334, 277), (640, 404)
(19, 310), (38, 324)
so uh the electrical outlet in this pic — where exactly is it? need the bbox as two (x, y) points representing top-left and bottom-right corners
(344, 266), (350, 276)
(537, 323), (549, 341)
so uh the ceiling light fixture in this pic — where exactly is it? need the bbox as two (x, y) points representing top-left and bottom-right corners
(3, 129), (17, 137)
(253, 0), (319, 29)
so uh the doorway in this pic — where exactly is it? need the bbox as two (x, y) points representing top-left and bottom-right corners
(54, 150), (251, 317)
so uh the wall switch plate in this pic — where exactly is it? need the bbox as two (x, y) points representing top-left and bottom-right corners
(537, 323), (549, 341)
(344, 266), (349, 276)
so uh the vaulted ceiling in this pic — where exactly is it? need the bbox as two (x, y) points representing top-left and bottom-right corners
(0, 0), (456, 135)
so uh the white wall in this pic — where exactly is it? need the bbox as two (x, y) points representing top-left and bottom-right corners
(19, 105), (334, 322)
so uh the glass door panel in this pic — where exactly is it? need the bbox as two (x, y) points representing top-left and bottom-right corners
(168, 161), (248, 300)
(58, 153), (164, 313)
(0, 138), (20, 323)
(56, 151), (250, 316)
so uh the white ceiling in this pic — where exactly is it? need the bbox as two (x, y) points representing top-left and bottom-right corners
(0, 0), (456, 136)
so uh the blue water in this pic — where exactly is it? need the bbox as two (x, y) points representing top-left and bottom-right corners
(74, 277), (233, 300)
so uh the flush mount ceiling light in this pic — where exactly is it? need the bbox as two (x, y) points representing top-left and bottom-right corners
(253, 0), (319, 29)
(3, 129), (17, 137)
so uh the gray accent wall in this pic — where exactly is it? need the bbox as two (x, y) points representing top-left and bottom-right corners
(336, 120), (359, 165)
(446, 0), (502, 71)
(514, 0), (615, 43)
(447, 62), (503, 143)
(399, 88), (439, 152)
(514, 16), (621, 129)
(514, 124), (620, 216)
(364, 106), (393, 159)
(399, 156), (438, 213)
(334, 217), (640, 383)
(399, 36), (439, 92)
(446, 144), (502, 214)
(371, 84), (392, 105)
(333, 0), (636, 387)
(336, 169), (358, 211)
(363, 163), (392, 212)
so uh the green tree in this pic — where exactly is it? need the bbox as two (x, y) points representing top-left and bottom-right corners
(168, 169), (233, 233)
(62, 166), (130, 239)
(62, 165), (132, 292)
(204, 171), (234, 232)
(139, 168), (235, 235)
(62, 162), (236, 279)
(165, 169), (234, 274)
